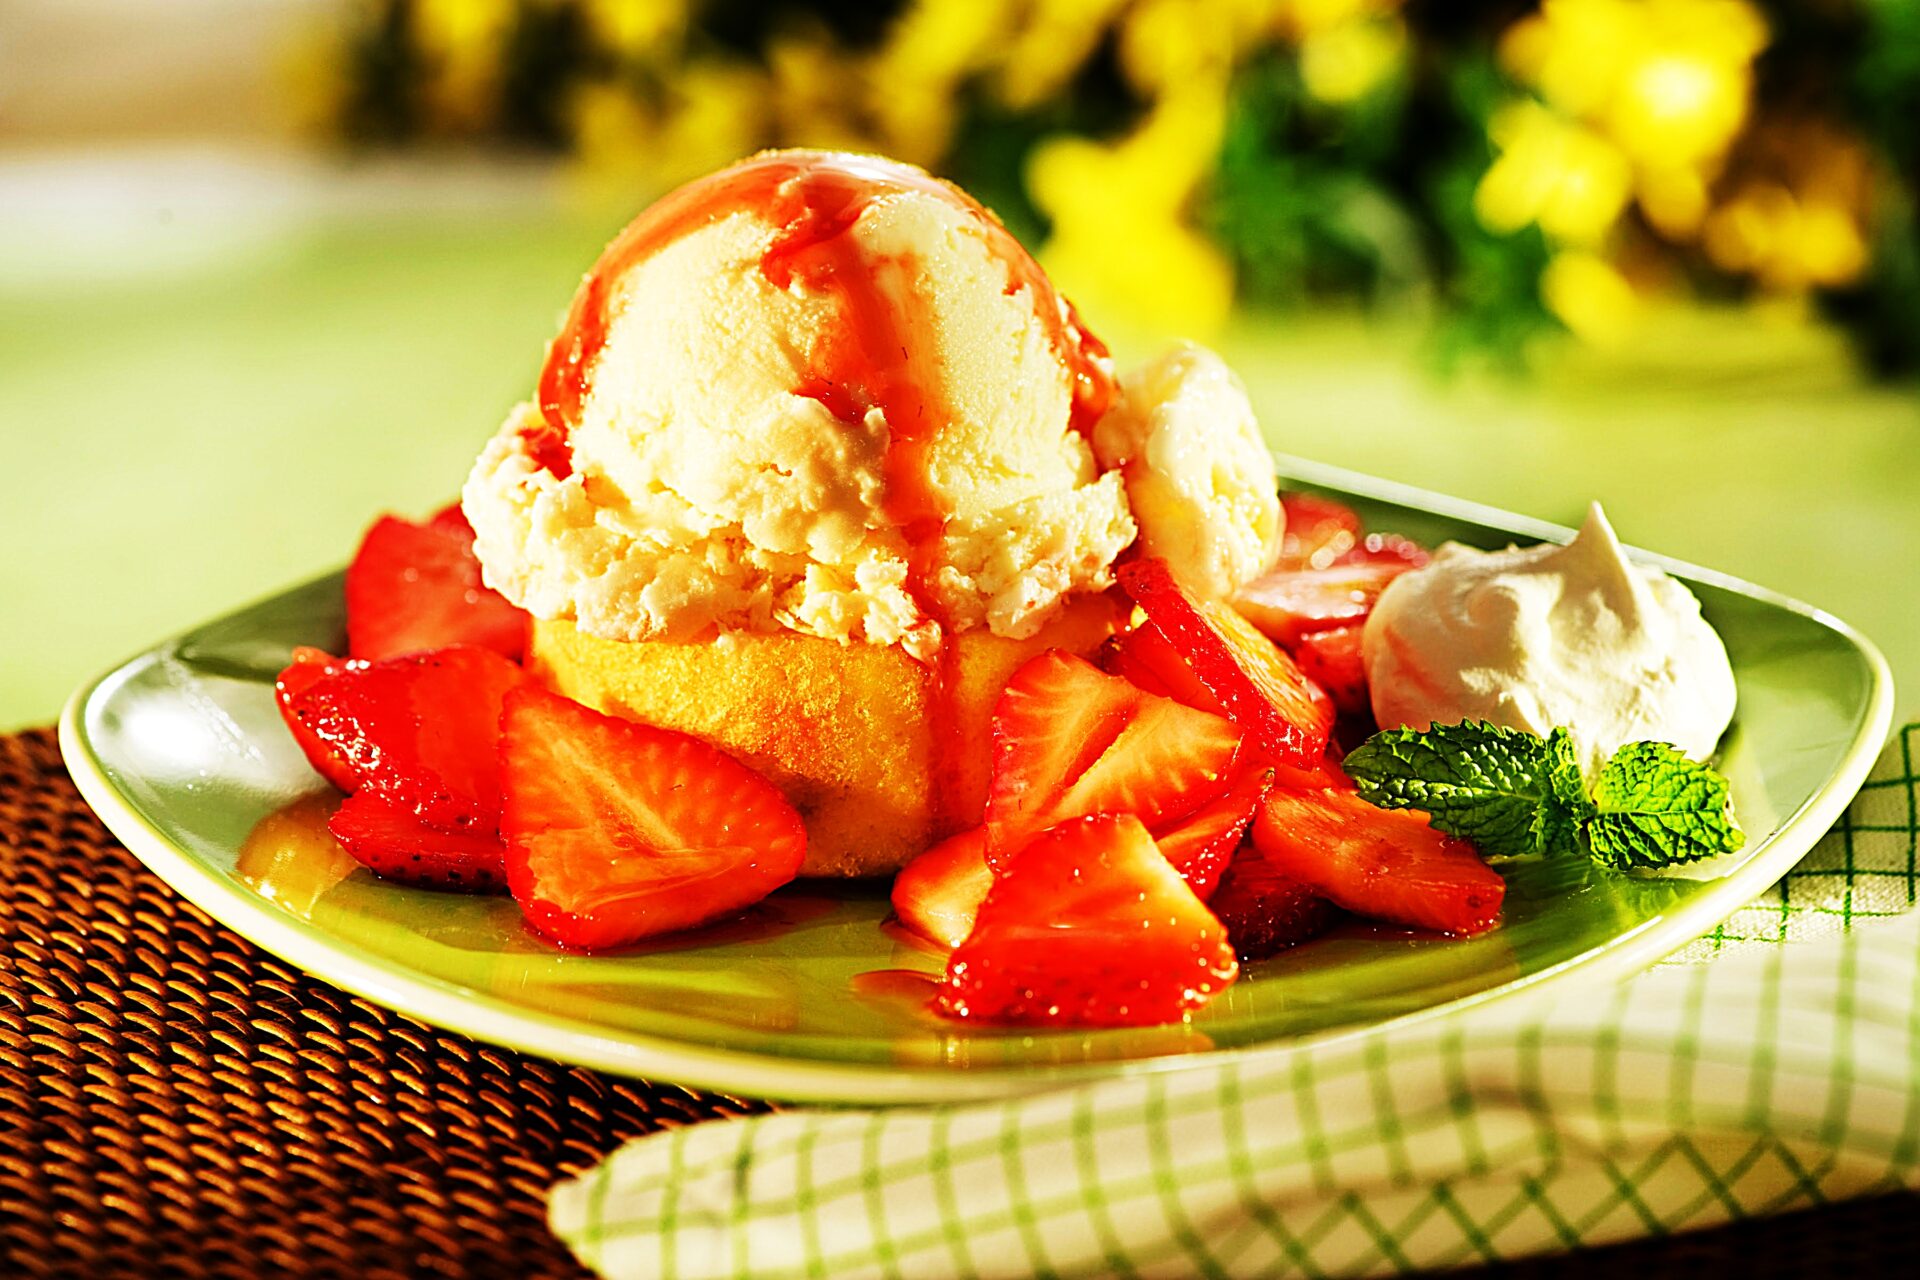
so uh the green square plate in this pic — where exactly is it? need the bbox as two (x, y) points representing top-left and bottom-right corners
(60, 456), (1893, 1103)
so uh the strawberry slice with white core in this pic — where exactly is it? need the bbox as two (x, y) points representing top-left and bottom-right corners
(984, 650), (1243, 869)
(890, 826), (994, 949)
(327, 789), (508, 893)
(285, 645), (530, 832)
(1250, 787), (1505, 937)
(937, 813), (1239, 1027)
(501, 686), (807, 951)
(1208, 842), (1336, 960)
(1116, 557), (1334, 770)
(346, 507), (528, 661)
(1231, 560), (1414, 648)
(1151, 765), (1275, 900)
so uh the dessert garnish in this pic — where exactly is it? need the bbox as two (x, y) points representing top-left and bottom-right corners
(260, 149), (1751, 1037)
(1344, 721), (1745, 870)
(1362, 503), (1737, 773)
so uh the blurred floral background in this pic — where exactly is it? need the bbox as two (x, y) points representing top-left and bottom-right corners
(313, 0), (1920, 373)
(3, 0), (1918, 730)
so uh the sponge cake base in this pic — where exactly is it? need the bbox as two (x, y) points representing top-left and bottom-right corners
(526, 595), (1123, 877)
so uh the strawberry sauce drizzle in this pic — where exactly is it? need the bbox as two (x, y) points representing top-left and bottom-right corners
(533, 152), (1113, 837)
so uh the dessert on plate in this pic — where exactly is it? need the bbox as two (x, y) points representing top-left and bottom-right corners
(270, 149), (1743, 1031)
(460, 150), (1279, 875)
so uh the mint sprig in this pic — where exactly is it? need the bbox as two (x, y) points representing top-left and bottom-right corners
(1343, 722), (1741, 871)
(1586, 741), (1746, 869)
(1339, 722), (1565, 857)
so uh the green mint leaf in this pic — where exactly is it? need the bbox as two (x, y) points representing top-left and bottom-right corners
(1343, 721), (1562, 859)
(1532, 728), (1596, 855)
(1586, 741), (1745, 870)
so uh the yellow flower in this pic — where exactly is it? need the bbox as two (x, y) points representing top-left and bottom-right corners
(579, 0), (687, 60)
(767, 26), (869, 153)
(1281, 0), (1397, 38)
(569, 63), (767, 200)
(412, 0), (517, 131)
(1498, 0), (1766, 170)
(1118, 0), (1239, 96)
(868, 0), (1017, 162)
(1540, 249), (1638, 346)
(1704, 183), (1868, 290)
(1028, 82), (1235, 334)
(1298, 15), (1405, 104)
(995, 0), (1133, 110)
(1475, 102), (1633, 245)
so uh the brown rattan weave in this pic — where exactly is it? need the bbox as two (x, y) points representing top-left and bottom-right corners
(4, 725), (1915, 1278)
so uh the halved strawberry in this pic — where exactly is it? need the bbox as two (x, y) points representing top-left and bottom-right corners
(501, 686), (807, 951)
(1231, 560), (1413, 647)
(1116, 557), (1334, 769)
(1103, 619), (1227, 716)
(984, 650), (1242, 869)
(891, 827), (994, 949)
(1279, 493), (1362, 569)
(937, 813), (1238, 1027)
(345, 509), (527, 661)
(1151, 765), (1274, 900)
(285, 645), (530, 833)
(1292, 624), (1370, 716)
(274, 646), (366, 791)
(1251, 787), (1505, 937)
(327, 789), (507, 893)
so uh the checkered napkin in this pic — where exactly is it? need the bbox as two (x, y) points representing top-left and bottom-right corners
(550, 726), (1920, 1279)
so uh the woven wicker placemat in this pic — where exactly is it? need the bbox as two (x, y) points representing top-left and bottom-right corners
(4, 725), (1915, 1279)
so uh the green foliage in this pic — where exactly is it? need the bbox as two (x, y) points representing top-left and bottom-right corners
(1348, 722), (1743, 872)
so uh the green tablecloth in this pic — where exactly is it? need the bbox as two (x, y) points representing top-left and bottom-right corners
(3, 194), (1915, 729)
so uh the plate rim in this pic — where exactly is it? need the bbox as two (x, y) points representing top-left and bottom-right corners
(59, 463), (1897, 1104)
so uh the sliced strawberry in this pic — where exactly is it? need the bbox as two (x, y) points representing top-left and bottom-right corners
(327, 789), (507, 893)
(1151, 765), (1274, 900)
(1208, 842), (1337, 960)
(1342, 531), (1430, 569)
(286, 645), (530, 832)
(984, 650), (1242, 869)
(274, 646), (366, 791)
(1272, 751), (1351, 792)
(1251, 787), (1505, 937)
(345, 510), (527, 661)
(891, 827), (994, 949)
(1231, 560), (1413, 647)
(1116, 557), (1334, 770)
(1279, 493), (1362, 569)
(937, 813), (1238, 1027)
(1103, 619), (1227, 716)
(501, 686), (807, 951)
(1292, 624), (1370, 716)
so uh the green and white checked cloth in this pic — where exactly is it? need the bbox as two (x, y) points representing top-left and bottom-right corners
(551, 725), (1920, 1279)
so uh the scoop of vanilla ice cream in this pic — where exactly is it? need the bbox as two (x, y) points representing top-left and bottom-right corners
(1091, 343), (1281, 598)
(1363, 504), (1737, 773)
(464, 153), (1134, 657)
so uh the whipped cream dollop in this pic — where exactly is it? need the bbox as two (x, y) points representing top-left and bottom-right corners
(1362, 504), (1736, 773)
